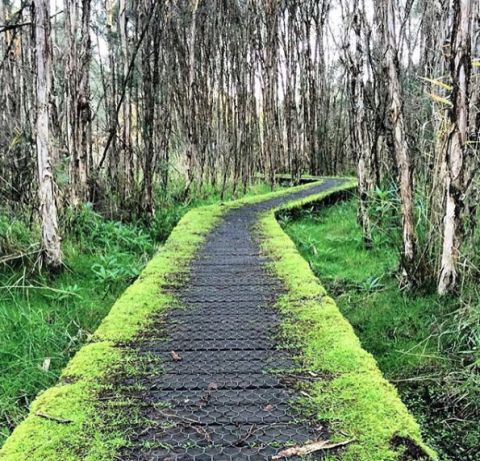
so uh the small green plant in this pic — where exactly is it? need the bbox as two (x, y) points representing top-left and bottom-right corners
(91, 256), (140, 289)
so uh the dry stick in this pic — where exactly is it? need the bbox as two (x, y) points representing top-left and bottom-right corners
(272, 439), (355, 460)
(35, 412), (73, 424)
(234, 424), (257, 447)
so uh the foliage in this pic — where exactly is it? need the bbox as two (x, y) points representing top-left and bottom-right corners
(0, 213), (39, 267)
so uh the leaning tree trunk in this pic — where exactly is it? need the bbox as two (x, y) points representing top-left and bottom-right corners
(34, 0), (62, 269)
(438, 0), (472, 295)
(384, 0), (417, 287)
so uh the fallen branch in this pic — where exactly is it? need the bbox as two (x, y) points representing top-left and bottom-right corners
(272, 439), (354, 459)
(35, 412), (73, 424)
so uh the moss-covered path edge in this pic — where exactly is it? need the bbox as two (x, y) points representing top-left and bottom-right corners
(0, 178), (436, 461)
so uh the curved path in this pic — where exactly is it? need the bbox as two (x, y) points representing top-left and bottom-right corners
(120, 179), (346, 460)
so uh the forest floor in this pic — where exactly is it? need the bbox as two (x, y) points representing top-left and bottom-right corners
(0, 182), (277, 445)
(282, 198), (480, 461)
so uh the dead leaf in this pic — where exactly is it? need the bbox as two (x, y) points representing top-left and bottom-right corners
(263, 404), (274, 412)
(207, 382), (218, 391)
(272, 439), (354, 459)
(170, 351), (182, 361)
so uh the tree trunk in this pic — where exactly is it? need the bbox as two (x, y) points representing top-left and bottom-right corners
(349, 3), (373, 248)
(34, 0), (62, 269)
(384, 0), (417, 287)
(185, 0), (200, 193)
(119, 0), (132, 202)
(438, 0), (472, 295)
(66, 0), (92, 205)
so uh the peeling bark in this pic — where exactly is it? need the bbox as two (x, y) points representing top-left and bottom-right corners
(438, 0), (472, 295)
(34, 0), (62, 269)
(384, 0), (417, 286)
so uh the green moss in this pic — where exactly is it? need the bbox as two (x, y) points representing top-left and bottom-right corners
(258, 180), (437, 461)
(0, 343), (123, 461)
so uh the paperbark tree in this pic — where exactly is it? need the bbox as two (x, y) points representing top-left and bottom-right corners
(438, 0), (473, 295)
(345, 0), (374, 248)
(119, 0), (133, 202)
(65, 0), (92, 205)
(34, 0), (62, 269)
(384, 0), (418, 286)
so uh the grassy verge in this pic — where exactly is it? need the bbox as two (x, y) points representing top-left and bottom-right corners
(281, 197), (479, 461)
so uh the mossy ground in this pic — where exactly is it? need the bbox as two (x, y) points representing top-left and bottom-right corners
(282, 197), (479, 461)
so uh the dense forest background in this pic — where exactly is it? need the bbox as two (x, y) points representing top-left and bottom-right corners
(0, 0), (479, 459)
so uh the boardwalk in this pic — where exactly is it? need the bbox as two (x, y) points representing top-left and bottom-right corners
(119, 179), (345, 460)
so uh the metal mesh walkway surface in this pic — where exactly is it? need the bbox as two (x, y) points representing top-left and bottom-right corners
(119, 179), (345, 461)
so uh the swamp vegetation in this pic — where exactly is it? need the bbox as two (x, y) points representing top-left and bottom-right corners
(0, 0), (479, 458)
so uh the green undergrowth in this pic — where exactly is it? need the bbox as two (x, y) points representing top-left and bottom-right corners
(0, 211), (154, 445)
(0, 179), (332, 460)
(259, 182), (437, 461)
(281, 198), (479, 461)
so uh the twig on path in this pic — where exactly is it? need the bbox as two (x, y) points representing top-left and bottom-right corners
(35, 412), (73, 424)
(272, 439), (354, 459)
(234, 424), (257, 447)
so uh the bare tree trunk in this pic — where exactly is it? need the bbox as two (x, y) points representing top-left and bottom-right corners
(66, 0), (92, 205)
(438, 0), (472, 295)
(34, 0), (62, 269)
(185, 0), (200, 193)
(384, 0), (417, 287)
(119, 0), (132, 202)
(347, 1), (374, 248)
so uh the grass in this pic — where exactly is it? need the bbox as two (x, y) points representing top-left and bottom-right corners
(0, 216), (151, 443)
(0, 179), (282, 447)
(281, 197), (480, 461)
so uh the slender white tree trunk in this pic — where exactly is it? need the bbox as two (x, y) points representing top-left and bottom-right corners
(119, 0), (132, 200)
(438, 0), (472, 295)
(351, 4), (373, 248)
(34, 0), (62, 269)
